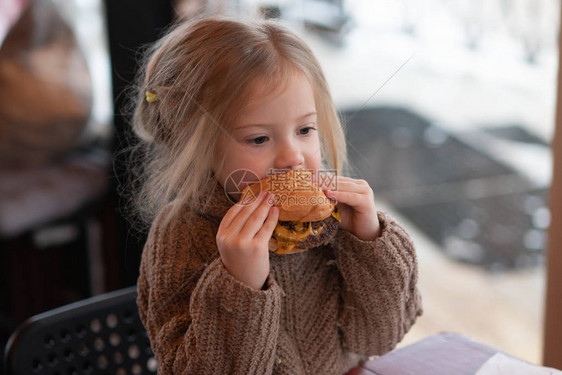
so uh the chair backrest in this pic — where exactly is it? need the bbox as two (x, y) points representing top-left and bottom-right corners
(3, 286), (157, 375)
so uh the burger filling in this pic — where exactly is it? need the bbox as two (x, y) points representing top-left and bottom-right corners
(273, 207), (341, 254)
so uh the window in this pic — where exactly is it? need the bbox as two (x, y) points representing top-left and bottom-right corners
(266, 0), (558, 364)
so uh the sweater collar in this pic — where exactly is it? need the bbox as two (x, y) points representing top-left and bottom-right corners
(194, 176), (235, 223)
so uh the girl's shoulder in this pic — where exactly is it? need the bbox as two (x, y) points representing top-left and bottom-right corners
(149, 200), (197, 234)
(146, 200), (219, 258)
(150, 199), (219, 237)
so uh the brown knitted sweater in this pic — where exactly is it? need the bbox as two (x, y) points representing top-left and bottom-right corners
(137, 178), (422, 375)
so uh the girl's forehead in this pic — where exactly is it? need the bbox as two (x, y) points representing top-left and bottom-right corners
(246, 76), (288, 104)
(244, 71), (312, 110)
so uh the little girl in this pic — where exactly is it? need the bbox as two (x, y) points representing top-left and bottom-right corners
(132, 15), (422, 375)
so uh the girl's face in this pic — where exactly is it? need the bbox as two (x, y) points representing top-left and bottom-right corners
(215, 72), (322, 190)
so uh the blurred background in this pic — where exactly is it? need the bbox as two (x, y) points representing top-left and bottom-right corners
(0, 0), (559, 369)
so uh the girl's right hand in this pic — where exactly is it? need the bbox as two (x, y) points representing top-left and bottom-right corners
(216, 191), (279, 290)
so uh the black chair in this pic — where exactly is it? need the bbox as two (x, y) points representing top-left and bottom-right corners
(3, 286), (157, 375)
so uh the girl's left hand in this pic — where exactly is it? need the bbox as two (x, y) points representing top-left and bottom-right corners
(317, 175), (381, 241)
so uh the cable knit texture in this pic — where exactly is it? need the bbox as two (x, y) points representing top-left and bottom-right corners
(137, 179), (423, 375)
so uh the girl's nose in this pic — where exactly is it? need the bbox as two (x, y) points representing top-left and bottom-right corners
(274, 140), (305, 170)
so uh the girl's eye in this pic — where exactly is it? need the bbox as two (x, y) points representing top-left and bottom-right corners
(299, 126), (317, 135)
(249, 136), (268, 145)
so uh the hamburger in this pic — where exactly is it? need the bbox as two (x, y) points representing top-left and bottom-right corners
(240, 169), (341, 255)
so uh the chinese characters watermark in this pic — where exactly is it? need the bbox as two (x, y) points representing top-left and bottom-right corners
(223, 168), (338, 206)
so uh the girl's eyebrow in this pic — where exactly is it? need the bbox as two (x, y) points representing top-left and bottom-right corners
(235, 111), (317, 130)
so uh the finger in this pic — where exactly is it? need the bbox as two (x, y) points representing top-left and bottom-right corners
(220, 198), (247, 229)
(316, 174), (366, 191)
(326, 180), (370, 195)
(224, 191), (268, 233)
(325, 189), (368, 209)
(240, 192), (276, 237)
(255, 205), (279, 242)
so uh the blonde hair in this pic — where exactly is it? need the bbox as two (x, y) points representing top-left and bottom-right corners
(129, 15), (348, 226)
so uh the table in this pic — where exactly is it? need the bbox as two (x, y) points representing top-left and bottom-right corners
(346, 332), (500, 375)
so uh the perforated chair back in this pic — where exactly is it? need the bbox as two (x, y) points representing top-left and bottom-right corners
(3, 286), (157, 375)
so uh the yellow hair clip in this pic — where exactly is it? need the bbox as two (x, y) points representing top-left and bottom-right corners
(145, 91), (158, 103)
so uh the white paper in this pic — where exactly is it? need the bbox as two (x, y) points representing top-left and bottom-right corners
(475, 353), (562, 375)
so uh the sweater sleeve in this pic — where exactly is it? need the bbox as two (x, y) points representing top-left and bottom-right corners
(332, 211), (423, 356)
(137, 207), (283, 375)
